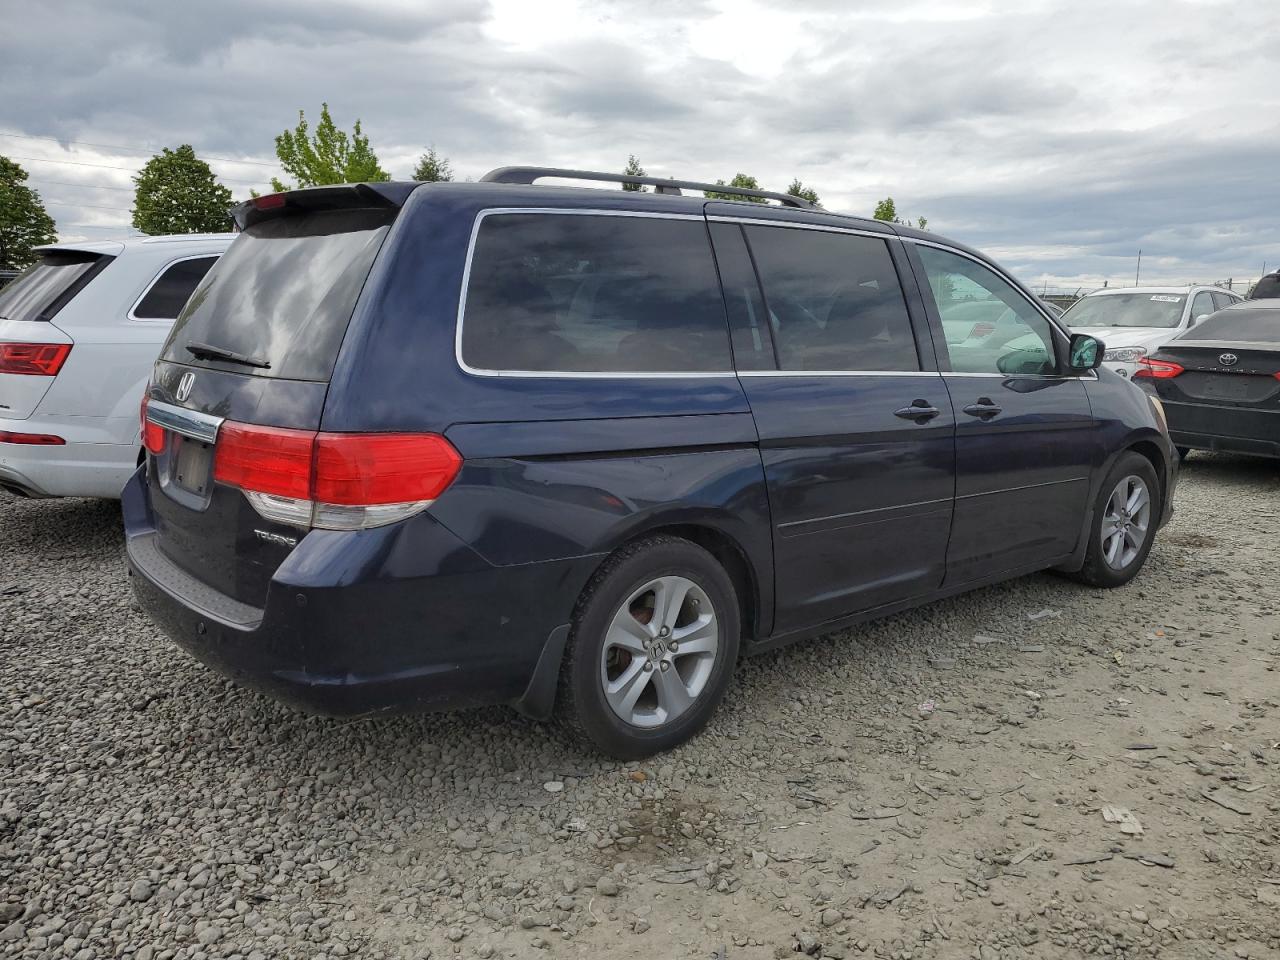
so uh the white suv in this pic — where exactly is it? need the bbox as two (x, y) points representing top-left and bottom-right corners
(1063, 285), (1244, 379)
(0, 233), (232, 498)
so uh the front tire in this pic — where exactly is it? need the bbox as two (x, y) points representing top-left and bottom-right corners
(556, 536), (740, 759)
(1071, 451), (1161, 588)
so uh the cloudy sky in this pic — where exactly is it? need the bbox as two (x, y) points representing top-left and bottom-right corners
(2, 0), (1277, 289)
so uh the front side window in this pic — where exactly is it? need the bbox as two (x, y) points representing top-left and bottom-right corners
(133, 256), (219, 320)
(916, 246), (1057, 375)
(1190, 291), (1216, 322)
(461, 213), (731, 373)
(744, 226), (919, 372)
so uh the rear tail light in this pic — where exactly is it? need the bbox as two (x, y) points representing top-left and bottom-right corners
(0, 342), (72, 376)
(252, 193), (287, 211)
(1134, 358), (1184, 379)
(211, 421), (462, 530)
(140, 396), (166, 455)
(0, 431), (65, 445)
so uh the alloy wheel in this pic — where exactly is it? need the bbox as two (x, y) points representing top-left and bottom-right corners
(599, 575), (719, 728)
(1101, 475), (1151, 570)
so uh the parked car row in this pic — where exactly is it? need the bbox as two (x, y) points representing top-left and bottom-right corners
(4, 169), (1184, 757)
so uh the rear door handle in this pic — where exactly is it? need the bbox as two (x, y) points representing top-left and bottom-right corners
(962, 397), (1002, 419)
(894, 399), (942, 423)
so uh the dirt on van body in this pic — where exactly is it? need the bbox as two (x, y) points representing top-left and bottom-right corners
(2, 454), (1279, 960)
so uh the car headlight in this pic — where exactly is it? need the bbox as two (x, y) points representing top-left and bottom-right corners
(1103, 346), (1148, 363)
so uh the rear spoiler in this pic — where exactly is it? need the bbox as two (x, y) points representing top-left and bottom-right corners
(232, 182), (421, 231)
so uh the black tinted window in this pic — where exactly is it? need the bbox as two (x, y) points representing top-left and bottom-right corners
(461, 213), (730, 373)
(708, 222), (774, 371)
(161, 209), (394, 381)
(744, 226), (918, 372)
(133, 256), (218, 320)
(0, 251), (106, 323)
(1181, 307), (1280, 343)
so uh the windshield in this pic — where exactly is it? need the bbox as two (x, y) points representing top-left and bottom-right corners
(160, 208), (395, 381)
(0, 250), (107, 322)
(1180, 307), (1280, 343)
(1065, 293), (1185, 329)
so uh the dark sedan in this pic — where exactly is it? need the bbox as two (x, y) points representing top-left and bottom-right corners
(1135, 300), (1280, 459)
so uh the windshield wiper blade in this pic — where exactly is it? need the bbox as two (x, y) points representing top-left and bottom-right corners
(185, 341), (271, 369)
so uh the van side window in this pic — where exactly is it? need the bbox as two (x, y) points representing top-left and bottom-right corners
(133, 256), (219, 320)
(461, 213), (732, 374)
(743, 226), (920, 372)
(915, 246), (1057, 376)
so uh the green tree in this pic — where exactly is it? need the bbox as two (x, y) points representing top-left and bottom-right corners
(873, 196), (898, 222)
(131, 145), (233, 236)
(705, 173), (767, 203)
(786, 178), (820, 205)
(874, 196), (927, 230)
(622, 154), (647, 192)
(412, 146), (453, 183)
(270, 102), (389, 191)
(0, 156), (57, 270)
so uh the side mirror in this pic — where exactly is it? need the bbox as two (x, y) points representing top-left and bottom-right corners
(1069, 333), (1104, 371)
(1193, 313), (1210, 325)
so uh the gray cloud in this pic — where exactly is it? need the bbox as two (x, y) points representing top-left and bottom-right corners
(1, 0), (1277, 284)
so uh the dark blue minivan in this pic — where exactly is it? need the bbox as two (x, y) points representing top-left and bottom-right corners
(125, 167), (1177, 758)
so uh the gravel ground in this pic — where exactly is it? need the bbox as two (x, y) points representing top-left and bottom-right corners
(2, 453), (1279, 960)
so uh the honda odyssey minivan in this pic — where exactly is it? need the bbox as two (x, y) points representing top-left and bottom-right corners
(125, 168), (1177, 758)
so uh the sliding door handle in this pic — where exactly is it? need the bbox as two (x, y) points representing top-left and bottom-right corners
(894, 400), (942, 423)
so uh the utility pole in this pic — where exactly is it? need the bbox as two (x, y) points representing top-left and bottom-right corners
(1134, 250), (1142, 286)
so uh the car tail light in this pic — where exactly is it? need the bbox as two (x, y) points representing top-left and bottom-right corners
(212, 421), (462, 530)
(253, 193), (287, 211)
(0, 430), (65, 445)
(1133, 358), (1184, 379)
(140, 396), (166, 455)
(0, 342), (72, 376)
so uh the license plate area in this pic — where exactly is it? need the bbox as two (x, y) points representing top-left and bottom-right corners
(171, 434), (214, 496)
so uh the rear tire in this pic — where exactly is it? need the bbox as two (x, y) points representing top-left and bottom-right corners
(556, 536), (740, 759)
(1070, 451), (1161, 588)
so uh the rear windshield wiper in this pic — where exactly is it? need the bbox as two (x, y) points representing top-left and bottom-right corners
(185, 341), (271, 369)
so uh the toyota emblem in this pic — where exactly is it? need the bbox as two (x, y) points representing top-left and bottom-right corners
(176, 371), (195, 402)
(1218, 353), (1239, 367)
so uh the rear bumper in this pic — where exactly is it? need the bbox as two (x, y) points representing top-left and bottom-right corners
(0, 415), (136, 497)
(1164, 400), (1280, 460)
(123, 468), (596, 718)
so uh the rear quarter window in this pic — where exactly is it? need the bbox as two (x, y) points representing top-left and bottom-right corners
(132, 256), (219, 320)
(460, 212), (731, 374)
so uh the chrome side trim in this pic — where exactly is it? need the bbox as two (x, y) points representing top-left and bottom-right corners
(146, 399), (223, 443)
(705, 215), (893, 242)
(455, 208), (730, 379)
(738, 369), (940, 378)
(944, 371), (1099, 381)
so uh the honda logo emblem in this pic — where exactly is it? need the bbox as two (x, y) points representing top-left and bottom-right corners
(176, 371), (195, 402)
(1218, 353), (1238, 367)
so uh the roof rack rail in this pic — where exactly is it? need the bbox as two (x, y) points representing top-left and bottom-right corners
(479, 166), (817, 209)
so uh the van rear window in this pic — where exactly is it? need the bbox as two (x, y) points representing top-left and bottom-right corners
(460, 213), (731, 374)
(161, 208), (394, 381)
(0, 250), (108, 323)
